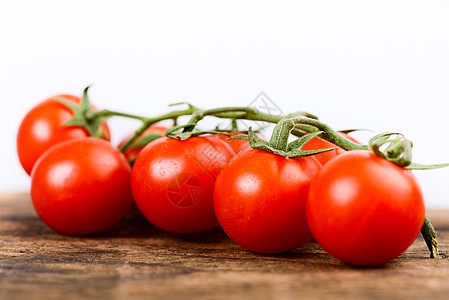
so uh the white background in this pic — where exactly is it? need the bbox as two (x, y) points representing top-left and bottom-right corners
(1, 0), (448, 207)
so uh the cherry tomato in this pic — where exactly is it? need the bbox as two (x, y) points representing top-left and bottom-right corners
(302, 132), (360, 165)
(131, 136), (235, 233)
(17, 94), (110, 175)
(214, 149), (322, 253)
(117, 123), (168, 163)
(31, 137), (133, 235)
(306, 150), (425, 266)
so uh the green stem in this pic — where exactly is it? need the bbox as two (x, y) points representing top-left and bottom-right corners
(119, 122), (151, 153)
(124, 108), (200, 152)
(89, 105), (200, 153)
(182, 107), (320, 134)
(258, 116), (368, 150)
(182, 106), (283, 132)
(177, 108), (367, 153)
(92, 105), (363, 153)
(276, 117), (368, 151)
(89, 106), (361, 153)
(92, 104), (441, 259)
(230, 119), (239, 132)
(268, 117), (296, 152)
(421, 217), (445, 258)
(89, 110), (149, 122)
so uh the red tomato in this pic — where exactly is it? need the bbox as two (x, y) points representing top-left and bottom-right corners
(131, 136), (235, 233)
(117, 123), (168, 163)
(214, 149), (322, 253)
(306, 150), (425, 266)
(17, 94), (110, 175)
(302, 132), (360, 165)
(31, 137), (133, 235)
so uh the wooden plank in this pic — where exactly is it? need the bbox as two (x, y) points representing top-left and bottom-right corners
(0, 193), (448, 300)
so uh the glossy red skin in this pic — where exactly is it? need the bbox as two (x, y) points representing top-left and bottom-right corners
(31, 137), (133, 235)
(302, 132), (360, 165)
(306, 150), (425, 266)
(117, 123), (169, 163)
(214, 149), (322, 253)
(131, 136), (235, 233)
(17, 94), (110, 175)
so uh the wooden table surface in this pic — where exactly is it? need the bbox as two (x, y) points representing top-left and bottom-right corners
(1, 193), (448, 300)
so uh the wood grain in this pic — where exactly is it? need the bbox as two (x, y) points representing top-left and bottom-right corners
(1, 193), (448, 300)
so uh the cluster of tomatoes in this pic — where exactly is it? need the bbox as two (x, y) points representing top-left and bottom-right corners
(17, 94), (426, 267)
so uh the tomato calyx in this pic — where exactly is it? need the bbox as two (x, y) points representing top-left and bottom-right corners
(229, 115), (337, 158)
(230, 128), (328, 158)
(55, 86), (107, 138)
(368, 132), (413, 167)
(369, 132), (449, 170)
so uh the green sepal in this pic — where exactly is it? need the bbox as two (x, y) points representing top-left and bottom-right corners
(132, 133), (163, 148)
(166, 124), (232, 140)
(268, 115), (319, 152)
(369, 132), (413, 167)
(243, 127), (289, 157)
(289, 147), (335, 158)
(56, 86), (106, 138)
(405, 162), (449, 170)
(235, 127), (336, 159)
(287, 131), (323, 151)
(287, 131), (336, 158)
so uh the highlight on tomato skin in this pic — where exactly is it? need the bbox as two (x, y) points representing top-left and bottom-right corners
(30, 137), (133, 236)
(17, 94), (110, 175)
(213, 149), (322, 254)
(306, 150), (425, 267)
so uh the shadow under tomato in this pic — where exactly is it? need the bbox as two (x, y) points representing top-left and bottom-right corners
(170, 227), (232, 245)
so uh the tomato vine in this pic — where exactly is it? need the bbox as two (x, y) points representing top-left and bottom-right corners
(20, 86), (448, 261)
